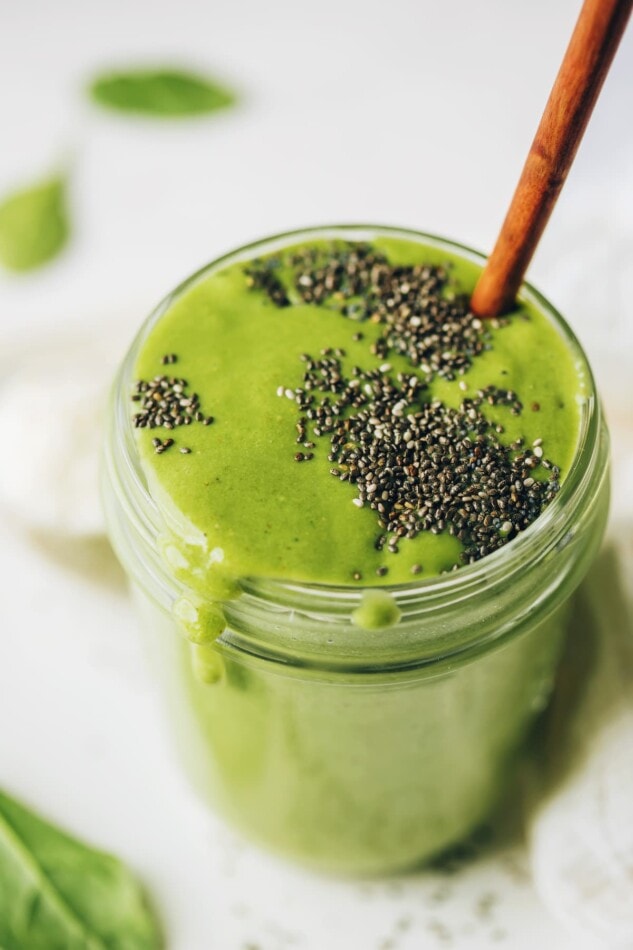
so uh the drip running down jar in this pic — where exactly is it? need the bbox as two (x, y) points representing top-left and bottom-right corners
(103, 226), (609, 874)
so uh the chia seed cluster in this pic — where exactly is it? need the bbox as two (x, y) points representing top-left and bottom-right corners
(245, 264), (290, 308)
(283, 354), (560, 565)
(248, 241), (562, 570)
(131, 360), (214, 454)
(255, 243), (502, 381)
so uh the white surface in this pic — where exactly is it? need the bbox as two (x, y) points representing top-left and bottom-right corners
(1, 1), (632, 948)
(0, 341), (113, 537)
(528, 532), (633, 949)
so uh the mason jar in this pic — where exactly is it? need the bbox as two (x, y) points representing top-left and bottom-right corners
(102, 226), (610, 875)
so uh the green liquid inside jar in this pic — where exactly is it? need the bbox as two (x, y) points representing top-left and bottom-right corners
(104, 227), (609, 873)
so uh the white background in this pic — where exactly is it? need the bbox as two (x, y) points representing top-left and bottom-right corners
(1, 1), (632, 948)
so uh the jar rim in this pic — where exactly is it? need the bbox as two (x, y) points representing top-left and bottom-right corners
(105, 224), (606, 666)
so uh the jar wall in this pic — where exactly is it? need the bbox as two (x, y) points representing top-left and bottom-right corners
(135, 583), (574, 874)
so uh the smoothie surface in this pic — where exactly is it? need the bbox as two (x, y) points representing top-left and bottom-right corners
(132, 235), (584, 589)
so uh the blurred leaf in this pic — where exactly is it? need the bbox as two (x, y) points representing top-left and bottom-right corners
(0, 788), (162, 949)
(89, 67), (236, 117)
(0, 176), (69, 272)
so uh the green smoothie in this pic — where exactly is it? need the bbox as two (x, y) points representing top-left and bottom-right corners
(132, 236), (581, 594)
(105, 227), (608, 873)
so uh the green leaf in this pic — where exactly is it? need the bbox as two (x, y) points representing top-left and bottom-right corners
(0, 789), (162, 950)
(0, 176), (69, 272)
(89, 67), (236, 118)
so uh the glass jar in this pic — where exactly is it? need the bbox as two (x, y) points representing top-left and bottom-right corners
(102, 226), (610, 875)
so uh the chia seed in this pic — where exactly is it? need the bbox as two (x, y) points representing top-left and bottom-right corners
(245, 258), (290, 307)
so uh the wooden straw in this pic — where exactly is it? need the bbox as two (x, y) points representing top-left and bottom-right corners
(470, 0), (632, 318)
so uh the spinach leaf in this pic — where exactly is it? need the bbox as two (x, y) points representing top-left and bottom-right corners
(0, 176), (69, 272)
(89, 68), (236, 117)
(0, 789), (162, 949)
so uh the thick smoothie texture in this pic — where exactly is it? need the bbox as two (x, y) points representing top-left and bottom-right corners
(133, 236), (582, 593)
(114, 230), (606, 873)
